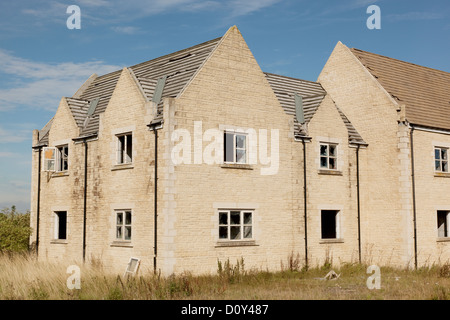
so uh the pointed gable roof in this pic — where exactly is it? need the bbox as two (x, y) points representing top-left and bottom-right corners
(350, 48), (450, 131)
(264, 72), (366, 145)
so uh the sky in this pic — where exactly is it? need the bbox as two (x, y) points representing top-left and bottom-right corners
(0, 0), (449, 212)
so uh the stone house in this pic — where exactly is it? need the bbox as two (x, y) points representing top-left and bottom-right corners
(29, 26), (449, 275)
(318, 42), (450, 268)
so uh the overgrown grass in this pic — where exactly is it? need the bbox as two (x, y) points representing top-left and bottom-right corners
(0, 253), (448, 300)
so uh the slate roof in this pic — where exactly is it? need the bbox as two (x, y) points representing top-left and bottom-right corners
(351, 48), (450, 131)
(34, 35), (365, 147)
(264, 72), (366, 145)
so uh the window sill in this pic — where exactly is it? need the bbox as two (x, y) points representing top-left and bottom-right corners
(434, 172), (450, 178)
(436, 237), (450, 243)
(215, 240), (258, 247)
(220, 163), (253, 170)
(52, 171), (69, 177)
(318, 169), (342, 176)
(50, 239), (68, 244)
(110, 241), (133, 248)
(111, 163), (134, 171)
(319, 238), (344, 244)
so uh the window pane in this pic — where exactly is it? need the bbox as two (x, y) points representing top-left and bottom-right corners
(320, 157), (328, 168)
(244, 226), (252, 239)
(236, 135), (246, 149)
(435, 148), (440, 160)
(437, 211), (448, 238)
(442, 149), (447, 160)
(443, 161), (448, 172)
(236, 149), (246, 163)
(125, 211), (132, 225)
(219, 226), (228, 239)
(230, 226), (241, 239)
(230, 211), (240, 224)
(116, 226), (122, 239)
(329, 157), (336, 169)
(329, 145), (336, 157)
(118, 136), (125, 164)
(244, 212), (252, 224)
(224, 133), (234, 162)
(126, 135), (132, 163)
(320, 145), (328, 156)
(125, 226), (131, 240)
(436, 161), (441, 171)
(219, 212), (228, 225)
(117, 212), (123, 225)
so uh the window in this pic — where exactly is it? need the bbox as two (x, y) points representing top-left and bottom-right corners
(54, 211), (67, 240)
(57, 145), (69, 171)
(117, 133), (132, 164)
(320, 143), (337, 170)
(435, 147), (448, 172)
(218, 210), (253, 241)
(224, 131), (247, 164)
(43, 145), (69, 172)
(321, 210), (340, 239)
(437, 211), (449, 238)
(116, 210), (132, 241)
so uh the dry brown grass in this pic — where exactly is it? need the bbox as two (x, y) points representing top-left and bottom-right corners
(0, 253), (448, 300)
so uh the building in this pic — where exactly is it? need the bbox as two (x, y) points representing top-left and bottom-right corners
(30, 26), (449, 275)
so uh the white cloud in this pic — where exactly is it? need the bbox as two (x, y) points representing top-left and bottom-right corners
(228, 0), (281, 17)
(0, 49), (121, 111)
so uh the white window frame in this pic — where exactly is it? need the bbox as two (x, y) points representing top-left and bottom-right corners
(319, 143), (338, 170)
(115, 210), (132, 241)
(434, 147), (448, 173)
(218, 209), (253, 241)
(320, 210), (341, 240)
(224, 131), (248, 164)
(437, 210), (449, 238)
(43, 145), (69, 172)
(116, 133), (133, 165)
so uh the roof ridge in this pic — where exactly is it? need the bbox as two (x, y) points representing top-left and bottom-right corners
(351, 48), (450, 75)
(264, 72), (322, 86)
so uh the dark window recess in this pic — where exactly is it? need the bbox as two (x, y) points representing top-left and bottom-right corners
(437, 211), (449, 238)
(56, 211), (67, 240)
(321, 210), (338, 239)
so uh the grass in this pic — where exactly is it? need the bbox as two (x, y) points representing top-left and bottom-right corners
(0, 253), (448, 300)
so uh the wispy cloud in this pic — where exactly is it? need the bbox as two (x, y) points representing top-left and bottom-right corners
(0, 49), (121, 111)
(111, 26), (141, 35)
(386, 11), (444, 22)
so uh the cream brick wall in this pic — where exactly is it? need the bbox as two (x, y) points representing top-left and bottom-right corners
(305, 95), (361, 267)
(318, 41), (449, 267)
(157, 26), (303, 275)
(410, 129), (450, 265)
(32, 98), (85, 265)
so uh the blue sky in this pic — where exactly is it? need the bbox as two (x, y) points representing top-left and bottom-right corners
(0, 0), (449, 212)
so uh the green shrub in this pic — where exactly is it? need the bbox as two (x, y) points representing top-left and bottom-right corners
(0, 206), (32, 253)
